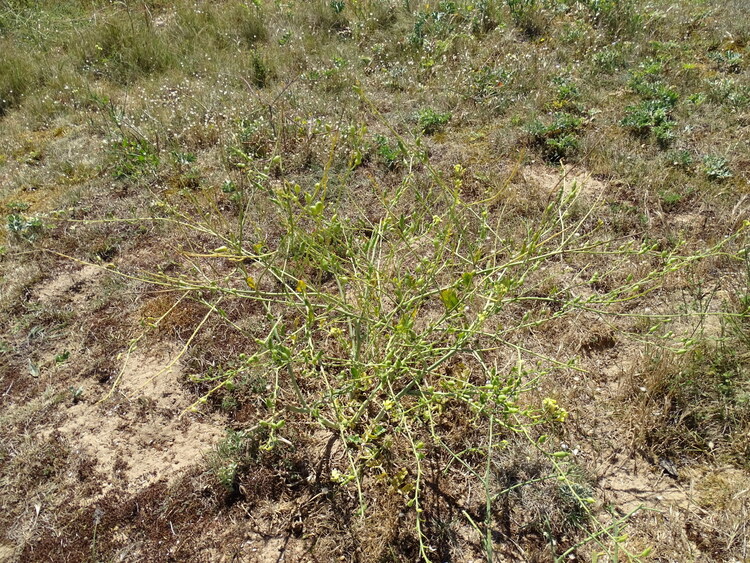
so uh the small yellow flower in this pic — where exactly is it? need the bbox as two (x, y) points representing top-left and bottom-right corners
(542, 398), (568, 423)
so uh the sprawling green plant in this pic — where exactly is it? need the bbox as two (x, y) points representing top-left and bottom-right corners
(80, 122), (745, 559)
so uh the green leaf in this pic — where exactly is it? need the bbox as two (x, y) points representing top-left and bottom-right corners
(55, 350), (70, 364)
(439, 288), (459, 311)
(461, 271), (475, 288)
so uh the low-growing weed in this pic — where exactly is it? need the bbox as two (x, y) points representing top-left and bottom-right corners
(167, 150), (201, 189)
(709, 50), (743, 74)
(702, 155), (732, 181)
(209, 428), (256, 492)
(55, 350), (70, 364)
(706, 77), (750, 109)
(620, 65), (679, 146)
(111, 138), (159, 179)
(469, 66), (514, 105)
(68, 386), (84, 404)
(658, 186), (694, 211)
(592, 43), (627, 73)
(668, 149), (693, 168)
(527, 112), (584, 161)
(375, 134), (402, 169)
(408, 2), (464, 48)
(208, 423), (299, 496)
(627, 62), (679, 105)
(621, 99), (676, 146)
(7, 214), (44, 242)
(546, 77), (585, 115)
(418, 107), (452, 135)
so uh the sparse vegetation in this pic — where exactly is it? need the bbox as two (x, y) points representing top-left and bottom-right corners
(0, 0), (748, 561)
(633, 291), (750, 469)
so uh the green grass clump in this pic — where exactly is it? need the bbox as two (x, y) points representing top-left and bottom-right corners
(77, 18), (175, 83)
(175, 2), (268, 49)
(507, 0), (548, 38)
(0, 48), (38, 115)
(581, 0), (641, 37)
